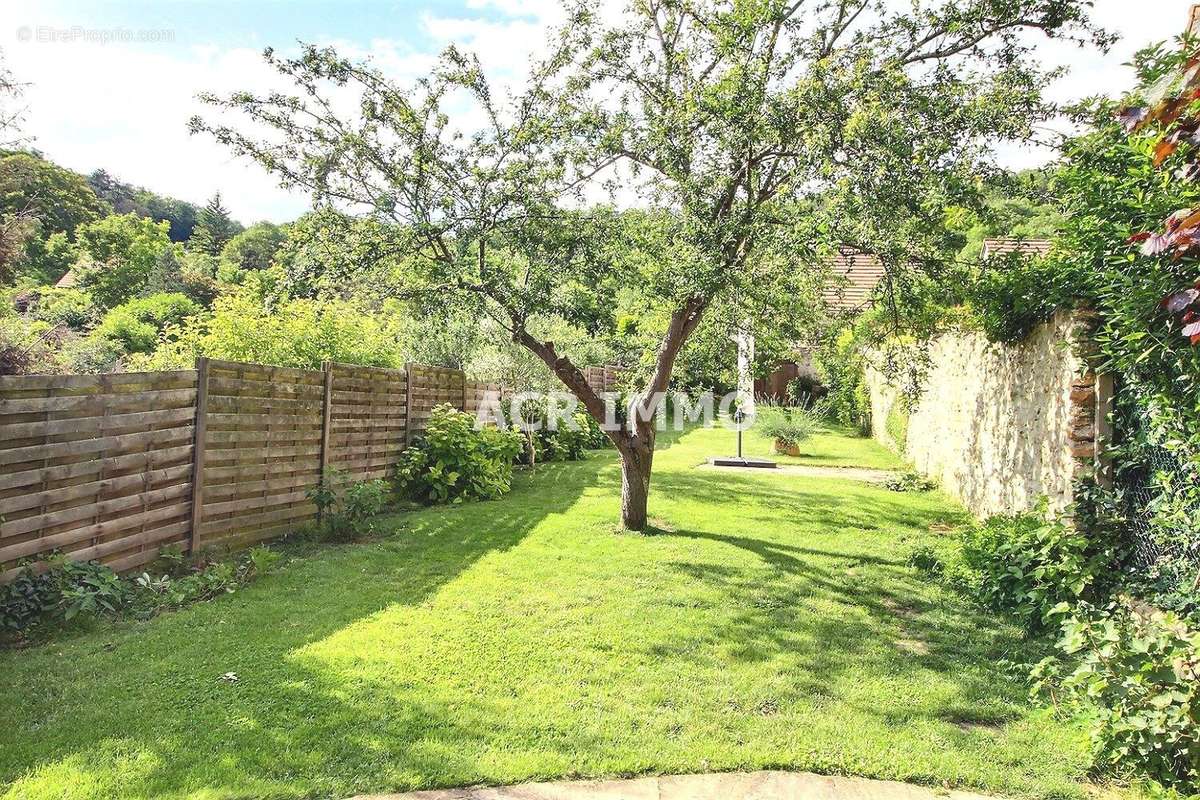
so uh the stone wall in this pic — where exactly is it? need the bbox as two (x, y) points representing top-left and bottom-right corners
(865, 309), (1107, 518)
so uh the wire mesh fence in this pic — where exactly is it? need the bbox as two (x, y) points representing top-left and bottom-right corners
(1113, 399), (1200, 599)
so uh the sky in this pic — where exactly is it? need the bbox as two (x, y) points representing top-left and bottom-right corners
(0, 0), (1192, 225)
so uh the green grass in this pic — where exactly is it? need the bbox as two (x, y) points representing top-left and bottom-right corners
(0, 427), (1103, 800)
(740, 420), (904, 469)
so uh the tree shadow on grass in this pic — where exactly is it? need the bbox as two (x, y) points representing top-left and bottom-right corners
(650, 519), (1047, 761)
(0, 456), (613, 799)
(645, 463), (1044, 760)
(0, 438), (1070, 799)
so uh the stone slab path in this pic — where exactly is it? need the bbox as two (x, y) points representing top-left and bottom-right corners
(697, 462), (897, 484)
(353, 771), (994, 800)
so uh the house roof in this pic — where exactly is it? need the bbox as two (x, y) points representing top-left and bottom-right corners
(980, 238), (1052, 259)
(822, 248), (886, 312)
(54, 269), (78, 289)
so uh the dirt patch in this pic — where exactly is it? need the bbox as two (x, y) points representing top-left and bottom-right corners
(894, 637), (930, 656)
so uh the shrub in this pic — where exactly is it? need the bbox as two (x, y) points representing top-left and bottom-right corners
(786, 374), (826, 407)
(0, 558), (126, 635)
(128, 291), (407, 371)
(92, 292), (202, 354)
(577, 411), (610, 450)
(755, 403), (818, 451)
(339, 479), (389, 536)
(306, 471), (391, 541)
(0, 316), (62, 375)
(60, 332), (126, 374)
(129, 547), (279, 616)
(814, 326), (870, 434)
(395, 404), (523, 503)
(907, 545), (944, 577)
(3, 547), (282, 637)
(884, 471), (937, 492)
(505, 399), (600, 465)
(959, 503), (1116, 631)
(0, 569), (57, 634)
(1032, 604), (1200, 791)
(29, 287), (98, 330)
(53, 558), (127, 621)
(242, 546), (281, 580)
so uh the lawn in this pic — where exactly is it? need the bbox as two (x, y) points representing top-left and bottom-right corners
(739, 420), (904, 469)
(1, 426), (1101, 800)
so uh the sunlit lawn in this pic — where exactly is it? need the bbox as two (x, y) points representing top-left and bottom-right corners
(738, 420), (904, 469)
(0, 426), (1101, 800)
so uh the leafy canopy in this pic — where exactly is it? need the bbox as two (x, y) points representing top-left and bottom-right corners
(194, 0), (1108, 525)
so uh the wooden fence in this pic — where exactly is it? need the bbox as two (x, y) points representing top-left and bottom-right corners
(584, 365), (623, 395)
(0, 359), (476, 579)
(0, 359), (622, 580)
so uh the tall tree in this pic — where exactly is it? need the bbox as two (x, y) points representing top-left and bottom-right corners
(74, 213), (175, 309)
(0, 153), (109, 237)
(219, 221), (287, 275)
(196, 0), (1108, 529)
(189, 191), (239, 255)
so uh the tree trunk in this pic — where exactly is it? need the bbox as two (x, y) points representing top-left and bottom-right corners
(620, 447), (652, 531)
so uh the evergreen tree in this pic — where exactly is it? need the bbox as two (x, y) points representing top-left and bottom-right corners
(189, 192), (239, 255)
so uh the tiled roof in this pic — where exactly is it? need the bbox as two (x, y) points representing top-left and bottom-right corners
(980, 238), (1052, 259)
(54, 269), (78, 289)
(822, 248), (886, 312)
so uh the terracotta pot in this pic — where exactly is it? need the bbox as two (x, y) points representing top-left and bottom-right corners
(774, 439), (801, 457)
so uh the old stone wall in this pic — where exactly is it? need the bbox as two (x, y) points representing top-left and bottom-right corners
(865, 309), (1106, 518)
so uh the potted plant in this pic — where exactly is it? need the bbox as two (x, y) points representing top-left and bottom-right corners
(756, 404), (817, 456)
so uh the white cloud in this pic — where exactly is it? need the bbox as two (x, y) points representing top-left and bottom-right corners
(5, 36), (305, 223)
(0, 0), (1192, 223)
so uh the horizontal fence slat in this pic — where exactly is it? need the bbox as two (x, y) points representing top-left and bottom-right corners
(0, 425), (194, 468)
(51, 520), (191, 566)
(208, 376), (324, 400)
(0, 483), (193, 540)
(205, 474), (317, 501)
(206, 429), (323, 447)
(0, 445), (193, 493)
(199, 503), (316, 540)
(0, 463), (192, 517)
(204, 463), (321, 483)
(0, 387), (196, 416)
(0, 406), (195, 441)
(201, 489), (312, 518)
(206, 359), (325, 385)
(0, 502), (191, 564)
(0, 370), (196, 393)
(205, 443), (323, 460)
(207, 395), (323, 414)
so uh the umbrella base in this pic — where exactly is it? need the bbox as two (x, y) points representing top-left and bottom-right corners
(708, 457), (777, 469)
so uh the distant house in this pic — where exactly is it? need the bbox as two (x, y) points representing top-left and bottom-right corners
(756, 248), (887, 399)
(821, 248), (887, 313)
(54, 269), (79, 289)
(979, 238), (1052, 260)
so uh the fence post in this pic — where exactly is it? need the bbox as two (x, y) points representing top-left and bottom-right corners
(319, 360), (334, 493)
(404, 362), (415, 446)
(188, 357), (209, 555)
